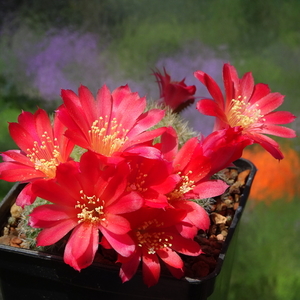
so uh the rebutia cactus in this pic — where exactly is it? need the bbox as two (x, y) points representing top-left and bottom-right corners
(147, 101), (197, 147)
(17, 198), (48, 250)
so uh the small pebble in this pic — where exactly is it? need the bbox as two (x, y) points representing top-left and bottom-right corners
(216, 234), (224, 241)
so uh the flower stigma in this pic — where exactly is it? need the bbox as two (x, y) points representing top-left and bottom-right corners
(75, 190), (105, 224)
(26, 131), (61, 178)
(227, 96), (265, 130)
(135, 219), (173, 254)
(89, 116), (129, 156)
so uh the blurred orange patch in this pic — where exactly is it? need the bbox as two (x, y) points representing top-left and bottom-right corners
(242, 145), (300, 203)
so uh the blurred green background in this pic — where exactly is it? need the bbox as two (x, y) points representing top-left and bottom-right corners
(0, 1), (299, 299)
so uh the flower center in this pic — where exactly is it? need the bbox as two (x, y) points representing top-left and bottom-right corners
(75, 190), (105, 224)
(88, 116), (129, 156)
(168, 171), (195, 200)
(127, 168), (148, 193)
(227, 96), (264, 130)
(26, 131), (61, 178)
(135, 219), (173, 254)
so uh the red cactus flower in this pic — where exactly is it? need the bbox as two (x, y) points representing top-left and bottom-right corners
(57, 84), (166, 160)
(157, 125), (252, 239)
(29, 151), (144, 271)
(153, 68), (196, 113)
(201, 127), (252, 176)
(118, 207), (202, 287)
(0, 108), (74, 206)
(195, 63), (296, 159)
(125, 155), (180, 208)
(167, 136), (228, 238)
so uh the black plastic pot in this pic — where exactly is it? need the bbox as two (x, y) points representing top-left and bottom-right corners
(0, 158), (256, 300)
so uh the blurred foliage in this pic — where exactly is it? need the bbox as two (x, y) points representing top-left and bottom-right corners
(229, 199), (300, 300)
(0, 76), (45, 112)
(0, 75), (48, 149)
(1, 0), (300, 57)
(0, 0), (300, 93)
(0, 0), (298, 108)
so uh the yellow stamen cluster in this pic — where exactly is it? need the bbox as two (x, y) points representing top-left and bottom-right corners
(135, 219), (173, 254)
(168, 171), (195, 200)
(89, 116), (129, 156)
(127, 165), (148, 193)
(26, 131), (61, 178)
(227, 96), (265, 130)
(75, 190), (105, 224)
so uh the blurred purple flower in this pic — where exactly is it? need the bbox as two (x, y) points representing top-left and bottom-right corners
(26, 30), (101, 100)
